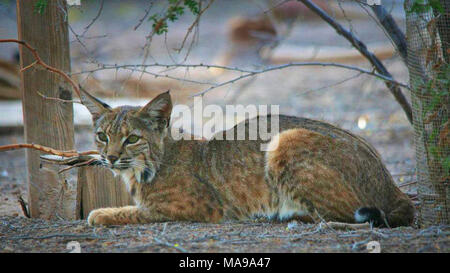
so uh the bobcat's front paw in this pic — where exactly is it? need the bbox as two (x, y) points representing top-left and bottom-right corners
(87, 208), (114, 226)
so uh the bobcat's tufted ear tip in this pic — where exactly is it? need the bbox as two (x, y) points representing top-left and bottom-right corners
(79, 85), (112, 121)
(156, 90), (171, 100)
(138, 90), (173, 124)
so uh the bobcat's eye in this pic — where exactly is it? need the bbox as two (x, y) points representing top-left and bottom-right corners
(97, 132), (108, 142)
(126, 135), (140, 144)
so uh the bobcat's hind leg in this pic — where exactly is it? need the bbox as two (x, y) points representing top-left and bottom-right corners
(265, 129), (363, 223)
(87, 206), (165, 226)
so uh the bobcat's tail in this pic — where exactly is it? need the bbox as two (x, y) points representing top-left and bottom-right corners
(354, 207), (389, 227)
(355, 199), (415, 228)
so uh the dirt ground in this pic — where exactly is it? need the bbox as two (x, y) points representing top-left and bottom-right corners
(1, 216), (449, 253)
(0, 0), (448, 252)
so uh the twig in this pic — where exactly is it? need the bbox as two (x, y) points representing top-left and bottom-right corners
(398, 181), (418, 188)
(71, 64), (217, 86)
(351, 238), (371, 250)
(192, 62), (410, 97)
(71, 62), (409, 96)
(262, 0), (292, 14)
(8, 233), (105, 240)
(0, 39), (81, 99)
(314, 211), (338, 234)
(356, 3), (403, 62)
(21, 60), (38, 72)
(326, 222), (370, 230)
(392, 172), (415, 177)
(297, 0), (413, 124)
(37, 91), (82, 104)
(0, 143), (98, 157)
(298, 72), (363, 96)
(75, 62), (256, 74)
(289, 231), (321, 241)
(134, 1), (155, 31)
(406, 192), (418, 200)
(68, 23), (99, 64)
(83, 0), (104, 34)
(139, 0), (183, 79)
(153, 237), (187, 253)
(175, 0), (215, 53)
(161, 222), (168, 235)
(365, 229), (389, 239)
(18, 196), (30, 218)
(217, 239), (260, 245)
(369, 4), (407, 62)
(56, 1), (99, 65)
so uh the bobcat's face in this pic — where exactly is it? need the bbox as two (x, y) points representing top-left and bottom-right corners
(80, 89), (172, 183)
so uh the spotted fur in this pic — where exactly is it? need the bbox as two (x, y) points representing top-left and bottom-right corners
(81, 89), (414, 227)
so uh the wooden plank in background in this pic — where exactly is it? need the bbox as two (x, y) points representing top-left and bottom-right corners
(78, 167), (133, 219)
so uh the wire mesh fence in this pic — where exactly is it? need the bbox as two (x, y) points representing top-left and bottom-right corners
(404, 0), (449, 226)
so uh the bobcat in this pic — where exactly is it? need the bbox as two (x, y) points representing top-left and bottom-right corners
(78, 89), (414, 227)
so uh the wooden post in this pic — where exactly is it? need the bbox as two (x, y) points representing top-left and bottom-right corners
(78, 167), (133, 219)
(17, 0), (76, 219)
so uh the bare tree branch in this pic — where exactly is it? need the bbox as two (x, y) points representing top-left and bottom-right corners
(175, 0), (215, 53)
(134, 1), (155, 31)
(370, 4), (407, 62)
(0, 143), (98, 157)
(297, 0), (413, 124)
(83, 0), (105, 34)
(71, 62), (410, 96)
(0, 39), (81, 99)
(191, 62), (410, 97)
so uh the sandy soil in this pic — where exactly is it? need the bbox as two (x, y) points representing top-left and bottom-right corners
(1, 216), (448, 253)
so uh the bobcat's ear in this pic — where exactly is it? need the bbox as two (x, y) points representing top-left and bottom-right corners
(137, 90), (172, 128)
(79, 85), (111, 121)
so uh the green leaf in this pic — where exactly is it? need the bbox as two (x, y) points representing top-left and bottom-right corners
(147, 0), (206, 35)
(408, 0), (444, 14)
(443, 156), (450, 176)
(184, 0), (200, 15)
(429, 145), (439, 159)
(34, 0), (48, 14)
(424, 93), (441, 113)
(167, 6), (184, 22)
(429, 0), (444, 13)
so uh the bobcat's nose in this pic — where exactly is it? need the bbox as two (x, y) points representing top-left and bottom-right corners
(107, 155), (119, 164)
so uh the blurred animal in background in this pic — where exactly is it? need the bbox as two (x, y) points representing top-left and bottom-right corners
(213, 15), (278, 69)
(214, 0), (395, 71)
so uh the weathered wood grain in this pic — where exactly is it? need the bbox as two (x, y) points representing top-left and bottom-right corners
(78, 167), (134, 219)
(17, 0), (75, 219)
